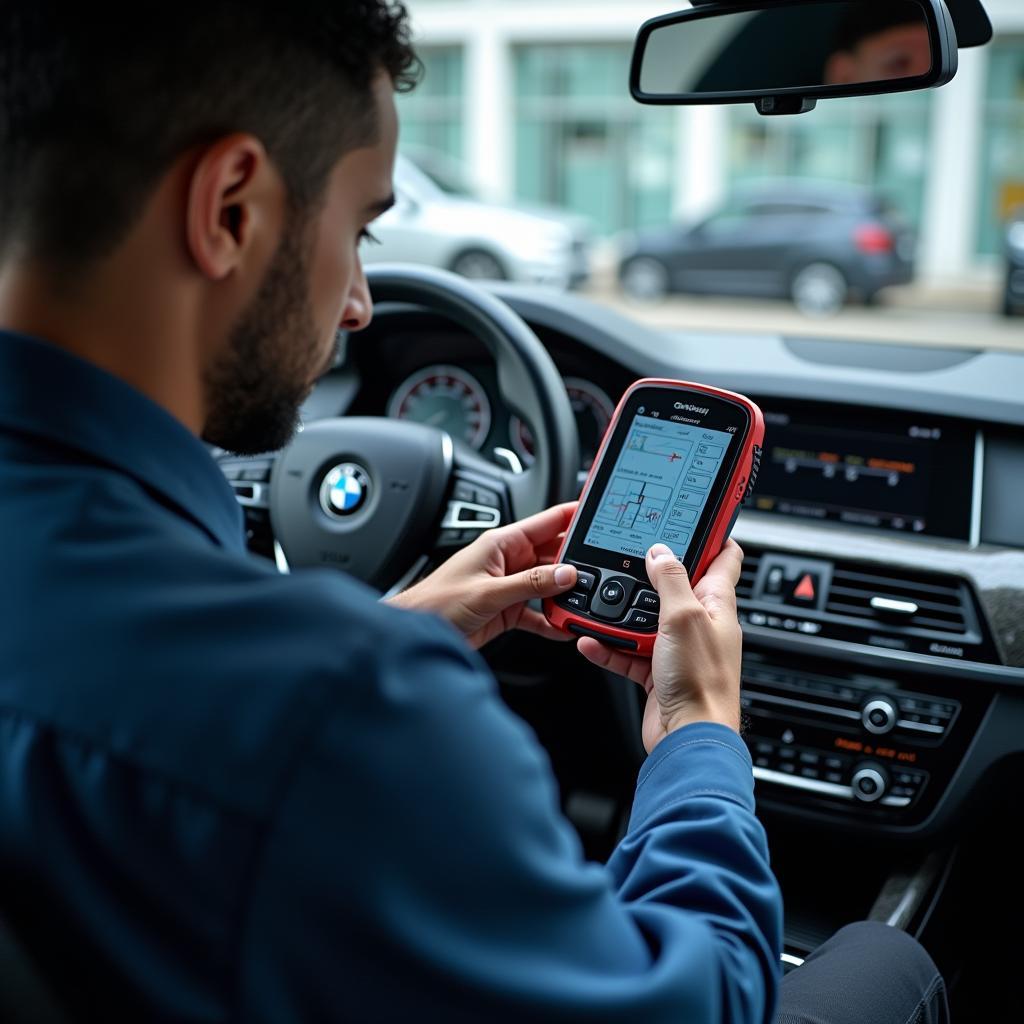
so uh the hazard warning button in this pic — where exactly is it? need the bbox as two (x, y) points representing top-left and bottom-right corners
(792, 573), (819, 604)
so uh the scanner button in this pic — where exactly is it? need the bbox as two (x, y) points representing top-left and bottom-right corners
(559, 592), (589, 612)
(623, 609), (659, 632)
(634, 590), (660, 613)
(589, 576), (635, 620)
(572, 569), (597, 594)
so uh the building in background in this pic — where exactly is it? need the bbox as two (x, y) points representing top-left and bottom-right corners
(398, 0), (1024, 287)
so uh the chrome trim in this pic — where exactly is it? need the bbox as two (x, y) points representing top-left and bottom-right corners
(273, 540), (290, 575)
(753, 767), (910, 808)
(493, 446), (524, 474)
(441, 432), (454, 474)
(441, 501), (501, 530)
(232, 481), (268, 509)
(382, 555), (430, 600)
(744, 690), (861, 721)
(897, 719), (944, 735)
(970, 430), (984, 549)
(869, 596), (919, 617)
(754, 767), (852, 799)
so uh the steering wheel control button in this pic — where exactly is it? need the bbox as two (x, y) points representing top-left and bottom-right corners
(862, 698), (898, 735)
(441, 500), (501, 532)
(320, 463), (371, 520)
(589, 576), (635, 621)
(622, 609), (658, 632)
(559, 592), (590, 613)
(851, 764), (888, 803)
(571, 567), (597, 594)
(633, 589), (660, 613)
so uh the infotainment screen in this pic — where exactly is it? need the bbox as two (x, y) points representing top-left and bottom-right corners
(749, 402), (976, 541)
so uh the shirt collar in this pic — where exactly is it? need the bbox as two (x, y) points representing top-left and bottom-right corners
(0, 330), (245, 552)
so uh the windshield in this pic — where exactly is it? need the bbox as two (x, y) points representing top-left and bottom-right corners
(394, 0), (1023, 353)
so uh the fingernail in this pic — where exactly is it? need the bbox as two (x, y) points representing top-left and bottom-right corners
(648, 544), (674, 561)
(554, 564), (576, 587)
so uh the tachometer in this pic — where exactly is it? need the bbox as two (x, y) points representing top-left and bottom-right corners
(511, 377), (616, 470)
(388, 365), (492, 449)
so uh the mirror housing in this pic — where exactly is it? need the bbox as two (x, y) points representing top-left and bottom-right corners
(630, 0), (958, 116)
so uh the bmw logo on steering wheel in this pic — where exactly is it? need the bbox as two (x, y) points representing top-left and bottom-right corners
(319, 463), (371, 520)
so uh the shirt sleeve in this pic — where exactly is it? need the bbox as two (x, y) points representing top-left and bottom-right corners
(235, 616), (782, 1023)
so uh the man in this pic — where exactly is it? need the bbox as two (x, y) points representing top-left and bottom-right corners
(824, 6), (934, 86)
(0, 3), (947, 1022)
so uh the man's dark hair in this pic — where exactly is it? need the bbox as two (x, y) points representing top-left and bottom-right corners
(0, 2), (419, 277)
(833, 2), (927, 54)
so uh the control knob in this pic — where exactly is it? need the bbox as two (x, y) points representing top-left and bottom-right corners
(861, 697), (898, 736)
(851, 762), (889, 803)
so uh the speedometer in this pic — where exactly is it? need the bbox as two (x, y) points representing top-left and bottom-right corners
(511, 377), (616, 470)
(387, 365), (492, 450)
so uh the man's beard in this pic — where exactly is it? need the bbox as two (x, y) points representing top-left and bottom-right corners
(201, 212), (325, 455)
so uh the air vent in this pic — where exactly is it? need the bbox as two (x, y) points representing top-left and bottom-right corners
(736, 551), (762, 602)
(826, 565), (969, 635)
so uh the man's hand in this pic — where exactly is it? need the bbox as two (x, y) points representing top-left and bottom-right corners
(577, 541), (744, 752)
(387, 503), (579, 649)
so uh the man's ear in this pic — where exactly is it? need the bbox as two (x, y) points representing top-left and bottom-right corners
(184, 133), (283, 281)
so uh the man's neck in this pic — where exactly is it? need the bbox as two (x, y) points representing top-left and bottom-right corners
(0, 261), (207, 436)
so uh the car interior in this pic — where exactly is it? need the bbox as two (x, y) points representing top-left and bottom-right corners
(2, 0), (1021, 1020)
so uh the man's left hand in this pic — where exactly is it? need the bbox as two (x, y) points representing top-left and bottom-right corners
(387, 503), (578, 649)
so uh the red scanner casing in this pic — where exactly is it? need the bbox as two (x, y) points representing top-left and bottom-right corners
(543, 378), (765, 657)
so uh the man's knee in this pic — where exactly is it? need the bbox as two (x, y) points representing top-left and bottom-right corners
(778, 922), (948, 1024)
(825, 921), (941, 988)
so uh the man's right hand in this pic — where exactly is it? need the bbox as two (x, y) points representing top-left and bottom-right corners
(576, 540), (745, 753)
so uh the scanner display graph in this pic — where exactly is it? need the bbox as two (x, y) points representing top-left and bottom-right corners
(584, 415), (733, 560)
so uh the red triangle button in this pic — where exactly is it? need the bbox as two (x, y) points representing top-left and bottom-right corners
(794, 574), (816, 601)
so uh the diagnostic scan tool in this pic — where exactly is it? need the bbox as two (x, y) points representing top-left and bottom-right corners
(544, 379), (764, 656)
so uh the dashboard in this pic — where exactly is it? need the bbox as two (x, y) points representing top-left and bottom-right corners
(280, 283), (1024, 843)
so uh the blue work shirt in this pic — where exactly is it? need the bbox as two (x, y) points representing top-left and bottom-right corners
(0, 329), (782, 1022)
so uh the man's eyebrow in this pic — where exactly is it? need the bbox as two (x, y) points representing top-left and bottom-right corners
(366, 193), (396, 217)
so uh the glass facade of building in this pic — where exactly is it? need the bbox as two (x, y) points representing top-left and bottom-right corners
(513, 44), (676, 236)
(978, 38), (1024, 256)
(396, 46), (466, 162)
(725, 91), (934, 231)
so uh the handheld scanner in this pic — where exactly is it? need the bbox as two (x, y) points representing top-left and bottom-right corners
(544, 378), (764, 657)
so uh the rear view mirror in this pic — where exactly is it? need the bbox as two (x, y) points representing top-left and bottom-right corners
(631, 0), (958, 115)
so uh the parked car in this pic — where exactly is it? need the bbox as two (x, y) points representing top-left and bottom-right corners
(1003, 208), (1024, 317)
(361, 154), (589, 290)
(617, 183), (916, 315)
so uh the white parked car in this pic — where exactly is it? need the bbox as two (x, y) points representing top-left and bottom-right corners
(361, 155), (590, 290)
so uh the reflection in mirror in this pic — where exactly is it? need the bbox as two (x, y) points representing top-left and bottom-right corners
(639, 1), (933, 98)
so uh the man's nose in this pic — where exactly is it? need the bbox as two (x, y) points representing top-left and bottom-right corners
(340, 263), (373, 331)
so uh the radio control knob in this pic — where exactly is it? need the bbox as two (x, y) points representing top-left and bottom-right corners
(861, 697), (898, 736)
(851, 763), (889, 803)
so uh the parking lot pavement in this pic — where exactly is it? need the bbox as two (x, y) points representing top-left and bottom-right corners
(583, 286), (1024, 354)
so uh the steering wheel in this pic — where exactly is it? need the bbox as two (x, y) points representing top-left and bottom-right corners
(268, 264), (580, 593)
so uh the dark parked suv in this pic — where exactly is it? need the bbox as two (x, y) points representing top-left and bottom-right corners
(1003, 208), (1024, 317)
(618, 184), (916, 315)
